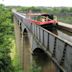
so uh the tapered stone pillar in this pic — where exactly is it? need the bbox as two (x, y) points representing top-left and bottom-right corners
(13, 16), (22, 66)
(23, 32), (32, 72)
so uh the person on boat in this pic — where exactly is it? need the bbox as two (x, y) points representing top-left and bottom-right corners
(40, 16), (46, 22)
(45, 16), (49, 21)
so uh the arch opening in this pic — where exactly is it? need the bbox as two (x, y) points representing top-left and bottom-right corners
(32, 48), (57, 72)
(19, 22), (22, 37)
(32, 48), (51, 66)
(18, 20), (19, 25)
(20, 22), (22, 32)
(23, 28), (28, 36)
(24, 28), (27, 33)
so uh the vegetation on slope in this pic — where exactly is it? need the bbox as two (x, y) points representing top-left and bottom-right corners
(0, 4), (14, 72)
(0, 4), (23, 72)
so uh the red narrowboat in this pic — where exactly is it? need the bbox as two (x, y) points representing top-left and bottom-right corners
(31, 14), (58, 31)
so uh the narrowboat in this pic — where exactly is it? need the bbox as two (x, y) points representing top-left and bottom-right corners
(31, 14), (58, 31)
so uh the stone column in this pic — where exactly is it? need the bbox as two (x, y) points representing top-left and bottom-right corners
(23, 31), (32, 72)
(13, 16), (22, 66)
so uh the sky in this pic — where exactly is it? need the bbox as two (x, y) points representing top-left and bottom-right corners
(0, 0), (72, 7)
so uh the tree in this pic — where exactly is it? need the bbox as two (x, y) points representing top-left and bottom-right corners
(0, 4), (14, 72)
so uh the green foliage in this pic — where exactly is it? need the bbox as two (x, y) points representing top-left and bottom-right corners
(0, 4), (14, 72)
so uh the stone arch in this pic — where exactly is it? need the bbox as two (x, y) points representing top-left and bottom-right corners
(33, 48), (46, 55)
(23, 28), (28, 36)
(32, 48), (57, 72)
(17, 20), (19, 25)
(18, 22), (22, 37)
(23, 28), (27, 33)
(32, 48), (51, 66)
(20, 22), (22, 32)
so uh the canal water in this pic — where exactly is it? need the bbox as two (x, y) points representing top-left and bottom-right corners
(57, 28), (72, 43)
(51, 28), (72, 43)
(22, 27), (72, 72)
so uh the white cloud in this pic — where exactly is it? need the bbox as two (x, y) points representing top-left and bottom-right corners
(0, 0), (72, 7)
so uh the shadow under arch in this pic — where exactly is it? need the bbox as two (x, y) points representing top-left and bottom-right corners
(20, 22), (22, 32)
(23, 28), (29, 44)
(17, 20), (19, 25)
(32, 48), (51, 67)
(19, 22), (22, 37)
(23, 28), (28, 33)
(23, 28), (28, 37)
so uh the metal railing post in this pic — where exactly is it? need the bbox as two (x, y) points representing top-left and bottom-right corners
(39, 27), (41, 42)
(60, 43), (67, 66)
(47, 33), (49, 50)
(35, 24), (37, 37)
(42, 30), (44, 45)
(52, 37), (57, 57)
